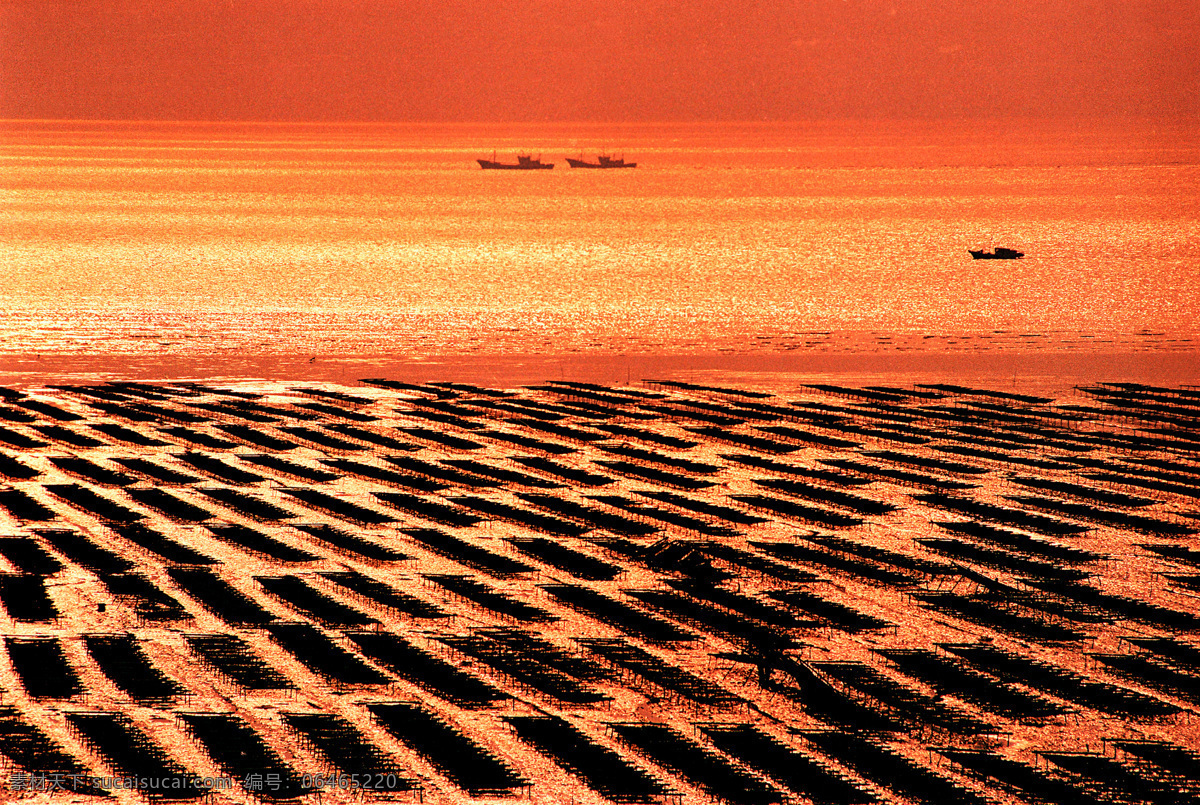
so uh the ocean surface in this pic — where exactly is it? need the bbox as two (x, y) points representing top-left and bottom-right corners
(1, 118), (1198, 388)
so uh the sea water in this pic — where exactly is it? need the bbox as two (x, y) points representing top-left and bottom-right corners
(1, 118), (1197, 386)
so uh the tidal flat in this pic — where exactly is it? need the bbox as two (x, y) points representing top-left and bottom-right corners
(0, 376), (1198, 803)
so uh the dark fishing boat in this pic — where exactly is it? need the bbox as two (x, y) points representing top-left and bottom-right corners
(969, 247), (1024, 260)
(477, 153), (553, 170)
(566, 154), (637, 169)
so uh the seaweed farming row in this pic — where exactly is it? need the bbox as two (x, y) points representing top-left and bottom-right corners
(0, 378), (1197, 803)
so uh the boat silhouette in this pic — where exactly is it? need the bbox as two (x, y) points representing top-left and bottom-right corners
(477, 152), (554, 170)
(566, 153), (637, 169)
(969, 247), (1024, 260)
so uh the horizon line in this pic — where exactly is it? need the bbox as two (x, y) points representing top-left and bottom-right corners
(4, 115), (1199, 127)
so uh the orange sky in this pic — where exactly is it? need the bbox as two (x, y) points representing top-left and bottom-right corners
(2, 0), (1197, 121)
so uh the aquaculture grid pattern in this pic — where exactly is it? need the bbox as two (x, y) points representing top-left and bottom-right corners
(0, 378), (1197, 803)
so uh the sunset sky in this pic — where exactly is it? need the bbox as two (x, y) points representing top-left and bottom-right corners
(2, 0), (1198, 121)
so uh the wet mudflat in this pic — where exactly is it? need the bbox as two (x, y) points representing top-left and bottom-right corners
(0, 377), (1198, 804)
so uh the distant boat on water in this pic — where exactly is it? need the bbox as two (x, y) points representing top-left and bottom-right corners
(566, 153), (637, 169)
(477, 153), (553, 170)
(969, 247), (1024, 260)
